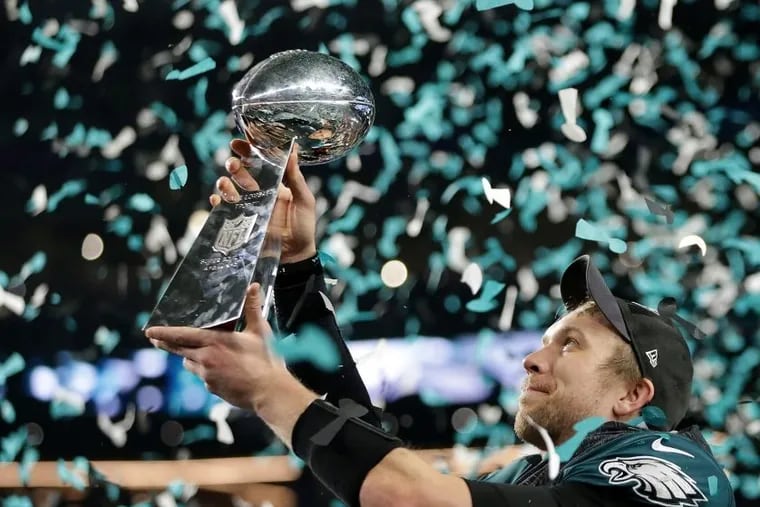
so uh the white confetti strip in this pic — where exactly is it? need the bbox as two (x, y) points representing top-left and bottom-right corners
(209, 402), (234, 444)
(96, 404), (135, 448)
(550, 51), (589, 85)
(145, 216), (178, 264)
(0, 285), (25, 316)
(122, 0), (139, 12)
(219, 0), (245, 45)
(412, 0), (451, 42)
(524, 414), (560, 479)
(658, 0), (677, 30)
(28, 184), (47, 216)
(497, 285), (518, 331)
(678, 234), (708, 256)
(406, 196), (429, 237)
(333, 181), (381, 217)
(513, 92), (537, 128)
(481, 177), (511, 208)
(101, 126), (136, 159)
(461, 262), (484, 295)
(558, 87), (587, 142)
(446, 227), (471, 272)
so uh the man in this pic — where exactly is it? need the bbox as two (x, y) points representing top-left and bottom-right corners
(146, 142), (735, 506)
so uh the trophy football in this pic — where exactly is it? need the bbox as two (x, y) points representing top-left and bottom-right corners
(145, 50), (375, 328)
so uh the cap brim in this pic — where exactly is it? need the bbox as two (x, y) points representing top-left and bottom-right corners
(560, 255), (631, 342)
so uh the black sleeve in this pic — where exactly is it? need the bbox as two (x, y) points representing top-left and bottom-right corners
(464, 479), (645, 507)
(273, 254), (382, 428)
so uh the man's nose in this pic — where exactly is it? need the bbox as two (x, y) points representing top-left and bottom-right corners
(523, 347), (550, 374)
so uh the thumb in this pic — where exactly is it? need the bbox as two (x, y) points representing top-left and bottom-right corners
(284, 144), (313, 204)
(243, 283), (269, 334)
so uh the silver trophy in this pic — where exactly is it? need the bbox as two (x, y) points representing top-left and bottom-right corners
(146, 50), (375, 328)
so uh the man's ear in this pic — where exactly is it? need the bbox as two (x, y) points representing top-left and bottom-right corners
(613, 377), (655, 419)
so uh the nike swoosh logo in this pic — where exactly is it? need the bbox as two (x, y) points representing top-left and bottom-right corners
(651, 437), (695, 458)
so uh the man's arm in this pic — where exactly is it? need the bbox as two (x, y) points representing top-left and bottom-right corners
(273, 254), (382, 428)
(253, 374), (646, 507)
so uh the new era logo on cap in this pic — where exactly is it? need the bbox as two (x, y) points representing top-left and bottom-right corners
(646, 349), (658, 368)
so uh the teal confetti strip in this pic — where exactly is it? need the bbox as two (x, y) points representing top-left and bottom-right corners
(19, 447), (39, 486)
(56, 459), (86, 491)
(167, 479), (187, 498)
(0, 352), (25, 385)
(18, 2), (32, 24)
(274, 325), (340, 371)
(50, 397), (85, 419)
(378, 217), (407, 258)
(54, 87), (70, 109)
(466, 280), (506, 313)
(590, 109), (613, 154)
(181, 424), (216, 444)
(192, 77), (210, 116)
(1, 400), (16, 423)
(0, 427), (27, 461)
(490, 208), (512, 224)
(107, 215), (132, 236)
(708, 475), (719, 496)
(150, 101), (179, 129)
(13, 118), (28, 136)
(169, 165), (189, 190)
(127, 193), (157, 212)
(555, 416), (606, 461)
(40, 121), (57, 140)
(575, 219), (627, 254)
(94, 326), (120, 354)
(47, 179), (87, 212)
(31, 24), (81, 68)
(326, 205), (364, 234)
(476, 0), (535, 13)
(166, 57), (217, 80)
(2, 496), (32, 507)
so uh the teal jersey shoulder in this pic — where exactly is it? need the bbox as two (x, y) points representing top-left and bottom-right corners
(559, 431), (735, 506)
(481, 456), (532, 484)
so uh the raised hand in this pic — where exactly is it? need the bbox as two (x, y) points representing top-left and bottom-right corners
(211, 140), (318, 264)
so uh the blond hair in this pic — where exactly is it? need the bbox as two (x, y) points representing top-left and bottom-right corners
(572, 300), (643, 388)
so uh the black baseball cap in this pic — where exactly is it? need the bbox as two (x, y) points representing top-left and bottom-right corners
(559, 255), (693, 431)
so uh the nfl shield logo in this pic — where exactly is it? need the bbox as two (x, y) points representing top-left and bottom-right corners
(213, 214), (257, 255)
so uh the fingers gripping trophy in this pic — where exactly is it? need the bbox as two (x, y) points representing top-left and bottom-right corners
(145, 50), (375, 328)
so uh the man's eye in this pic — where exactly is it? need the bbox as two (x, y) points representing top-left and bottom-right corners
(563, 338), (579, 348)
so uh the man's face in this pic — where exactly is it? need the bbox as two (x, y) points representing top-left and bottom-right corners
(513, 310), (627, 449)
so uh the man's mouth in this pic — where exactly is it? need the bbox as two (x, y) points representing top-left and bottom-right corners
(524, 383), (552, 394)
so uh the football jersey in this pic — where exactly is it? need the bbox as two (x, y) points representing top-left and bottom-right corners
(482, 421), (735, 506)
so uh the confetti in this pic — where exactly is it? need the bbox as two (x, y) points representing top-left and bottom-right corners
(165, 57), (217, 80)
(462, 262), (484, 295)
(466, 280), (506, 313)
(169, 164), (188, 190)
(274, 325), (341, 371)
(524, 414), (560, 479)
(209, 402), (234, 444)
(558, 88), (587, 142)
(475, 0), (534, 11)
(96, 404), (135, 447)
(575, 219), (627, 254)
(481, 177), (511, 209)
(678, 234), (708, 256)
(0, 353), (25, 385)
